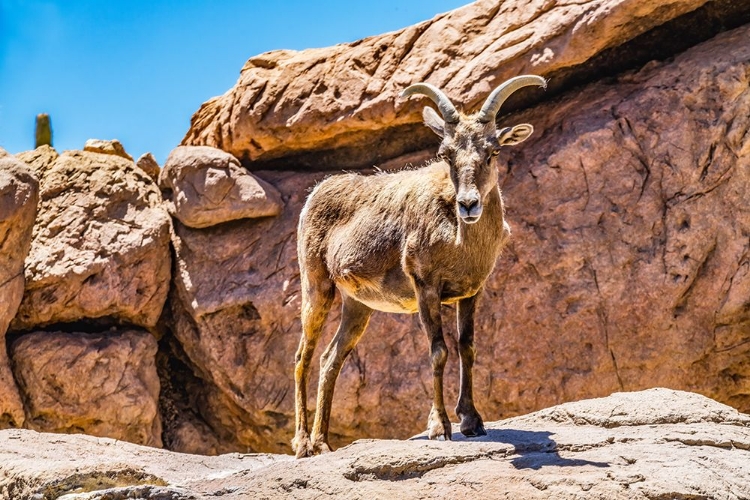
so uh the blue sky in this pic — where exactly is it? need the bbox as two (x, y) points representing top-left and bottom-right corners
(0, 1), (468, 164)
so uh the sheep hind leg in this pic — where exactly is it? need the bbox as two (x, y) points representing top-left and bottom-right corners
(456, 292), (486, 437)
(310, 295), (373, 454)
(292, 266), (334, 459)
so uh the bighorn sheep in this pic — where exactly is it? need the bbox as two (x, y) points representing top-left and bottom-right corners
(292, 75), (546, 458)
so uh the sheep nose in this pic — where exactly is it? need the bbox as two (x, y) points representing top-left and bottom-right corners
(457, 195), (482, 222)
(458, 197), (479, 212)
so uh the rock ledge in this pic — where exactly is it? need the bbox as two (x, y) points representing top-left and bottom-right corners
(2, 389), (749, 499)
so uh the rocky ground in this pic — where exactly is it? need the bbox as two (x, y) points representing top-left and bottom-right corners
(2, 389), (749, 499)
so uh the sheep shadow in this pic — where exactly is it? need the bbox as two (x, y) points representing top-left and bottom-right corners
(412, 428), (610, 470)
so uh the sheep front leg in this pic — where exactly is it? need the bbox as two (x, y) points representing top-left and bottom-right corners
(456, 292), (486, 437)
(415, 281), (452, 441)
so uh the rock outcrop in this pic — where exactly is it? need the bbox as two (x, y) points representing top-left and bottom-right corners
(167, 21), (750, 453)
(163, 145), (296, 453)
(0, 148), (38, 429)
(0, 426), (289, 500)
(1, 390), (749, 499)
(160, 145), (284, 228)
(135, 152), (160, 183)
(11, 146), (171, 331)
(181, 0), (746, 171)
(83, 138), (133, 161)
(10, 330), (162, 447)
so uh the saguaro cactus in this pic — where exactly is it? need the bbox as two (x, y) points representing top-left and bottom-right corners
(35, 114), (52, 148)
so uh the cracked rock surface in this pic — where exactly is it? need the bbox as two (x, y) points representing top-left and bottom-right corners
(489, 22), (750, 416)
(167, 170), (308, 453)
(10, 329), (162, 447)
(11, 146), (171, 331)
(1, 389), (749, 499)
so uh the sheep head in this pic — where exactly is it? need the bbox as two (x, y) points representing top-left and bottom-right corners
(401, 75), (546, 224)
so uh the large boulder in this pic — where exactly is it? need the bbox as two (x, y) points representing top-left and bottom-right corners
(0, 148), (38, 429)
(170, 22), (750, 453)
(1, 389), (749, 499)
(10, 329), (162, 447)
(182, 0), (731, 170)
(11, 146), (171, 331)
(160, 145), (284, 228)
(488, 22), (750, 415)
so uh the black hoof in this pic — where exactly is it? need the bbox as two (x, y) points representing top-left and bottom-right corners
(464, 424), (487, 437)
(460, 418), (486, 437)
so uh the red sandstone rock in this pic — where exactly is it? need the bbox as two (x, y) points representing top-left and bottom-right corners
(159, 145), (284, 229)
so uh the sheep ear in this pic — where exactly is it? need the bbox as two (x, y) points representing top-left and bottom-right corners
(497, 124), (534, 146)
(423, 106), (445, 138)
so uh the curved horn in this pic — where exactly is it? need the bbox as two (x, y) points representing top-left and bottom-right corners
(476, 75), (547, 124)
(400, 83), (460, 124)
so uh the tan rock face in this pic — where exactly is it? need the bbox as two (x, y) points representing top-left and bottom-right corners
(135, 152), (160, 183)
(182, 0), (711, 170)
(170, 23), (750, 453)
(10, 329), (162, 447)
(0, 148), (38, 429)
(230, 389), (750, 500)
(1, 389), (749, 499)
(169, 206), (304, 453)
(160, 145), (284, 229)
(83, 138), (133, 161)
(11, 148), (171, 331)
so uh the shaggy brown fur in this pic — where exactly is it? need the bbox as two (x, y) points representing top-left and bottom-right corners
(292, 78), (543, 458)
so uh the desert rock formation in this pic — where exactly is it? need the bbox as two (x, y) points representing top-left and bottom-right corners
(167, 19), (750, 452)
(4, 0), (750, 457)
(159, 145), (284, 228)
(10, 330), (162, 447)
